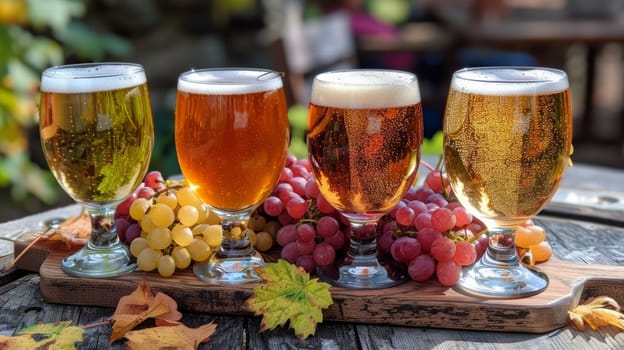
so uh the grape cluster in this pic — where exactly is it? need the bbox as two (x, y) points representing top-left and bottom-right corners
(114, 171), (223, 276)
(261, 157), (488, 287)
(376, 170), (490, 286)
(115, 171), (280, 277)
(260, 155), (490, 286)
(259, 155), (348, 274)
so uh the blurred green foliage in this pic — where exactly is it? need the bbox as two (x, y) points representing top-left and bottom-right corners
(0, 0), (131, 209)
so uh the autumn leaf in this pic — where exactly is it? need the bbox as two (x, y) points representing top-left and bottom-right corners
(569, 296), (624, 331)
(125, 323), (217, 350)
(0, 320), (84, 349)
(46, 211), (91, 248)
(245, 259), (333, 339)
(110, 279), (183, 344)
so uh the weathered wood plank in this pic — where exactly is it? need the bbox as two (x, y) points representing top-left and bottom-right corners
(247, 318), (358, 350)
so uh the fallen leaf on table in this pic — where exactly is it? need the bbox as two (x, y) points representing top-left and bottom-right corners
(245, 259), (333, 339)
(0, 320), (84, 349)
(569, 296), (624, 331)
(46, 212), (91, 248)
(110, 278), (183, 344)
(3, 213), (91, 272)
(125, 323), (217, 350)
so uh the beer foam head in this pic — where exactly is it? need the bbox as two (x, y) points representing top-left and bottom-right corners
(310, 70), (421, 109)
(451, 67), (569, 95)
(177, 69), (283, 95)
(41, 63), (146, 93)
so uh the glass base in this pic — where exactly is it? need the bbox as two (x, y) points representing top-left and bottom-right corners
(317, 259), (407, 289)
(455, 251), (549, 298)
(61, 242), (136, 278)
(193, 253), (265, 284)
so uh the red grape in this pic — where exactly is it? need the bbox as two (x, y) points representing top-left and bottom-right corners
(416, 227), (443, 253)
(263, 196), (284, 217)
(431, 208), (456, 232)
(454, 241), (477, 266)
(408, 254), (436, 282)
(276, 224), (297, 246)
(430, 237), (456, 262)
(144, 170), (165, 190)
(436, 260), (462, 286)
(296, 255), (317, 273)
(317, 216), (339, 238)
(313, 242), (335, 266)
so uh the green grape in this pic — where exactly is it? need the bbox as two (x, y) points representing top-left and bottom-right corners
(196, 203), (210, 224)
(187, 238), (211, 262)
(137, 248), (162, 272)
(171, 224), (193, 247)
(130, 237), (149, 257)
(140, 214), (157, 233)
(254, 231), (274, 252)
(130, 198), (151, 221)
(204, 209), (220, 225)
(178, 205), (199, 227)
(263, 220), (280, 238)
(247, 230), (257, 247)
(149, 203), (175, 228)
(156, 191), (178, 210)
(172, 246), (191, 269)
(146, 227), (172, 250)
(248, 215), (266, 232)
(177, 187), (202, 207)
(157, 255), (176, 277)
(193, 224), (223, 248)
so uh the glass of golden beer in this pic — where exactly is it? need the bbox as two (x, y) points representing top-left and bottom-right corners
(39, 62), (154, 278)
(308, 69), (423, 289)
(175, 68), (289, 284)
(444, 67), (572, 298)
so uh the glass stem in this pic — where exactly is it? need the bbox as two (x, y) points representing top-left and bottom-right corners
(217, 220), (254, 259)
(86, 206), (120, 247)
(486, 228), (518, 263)
(346, 220), (379, 266)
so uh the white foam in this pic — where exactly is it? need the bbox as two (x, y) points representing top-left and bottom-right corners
(41, 63), (146, 93)
(451, 68), (569, 95)
(310, 70), (421, 109)
(177, 69), (283, 95)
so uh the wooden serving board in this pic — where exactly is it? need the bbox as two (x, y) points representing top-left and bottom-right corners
(37, 249), (624, 333)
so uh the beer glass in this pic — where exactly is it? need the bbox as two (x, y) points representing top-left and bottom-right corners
(308, 69), (423, 289)
(175, 68), (289, 284)
(39, 62), (154, 278)
(443, 67), (572, 298)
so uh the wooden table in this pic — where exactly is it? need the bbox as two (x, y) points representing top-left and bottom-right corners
(1, 161), (624, 349)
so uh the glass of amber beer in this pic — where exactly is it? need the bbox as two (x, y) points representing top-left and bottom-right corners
(444, 67), (572, 298)
(308, 69), (423, 289)
(39, 63), (154, 277)
(175, 68), (289, 284)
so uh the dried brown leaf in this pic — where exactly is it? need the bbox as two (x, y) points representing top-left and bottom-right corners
(125, 323), (217, 350)
(569, 296), (624, 331)
(109, 279), (183, 344)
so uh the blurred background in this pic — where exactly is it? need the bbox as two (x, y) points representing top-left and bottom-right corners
(0, 0), (623, 222)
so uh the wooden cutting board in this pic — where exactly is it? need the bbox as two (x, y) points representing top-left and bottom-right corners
(37, 249), (624, 333)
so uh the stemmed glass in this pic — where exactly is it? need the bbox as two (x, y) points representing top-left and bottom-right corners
(174, 68), (289, 284)
(39, 62), (154, 278)
(307, 69), (423, 289)
(443, 66), (572, 298)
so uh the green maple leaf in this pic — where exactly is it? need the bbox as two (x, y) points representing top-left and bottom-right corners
(0, 320), (84, 349)
(245, 259), (333, 339)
